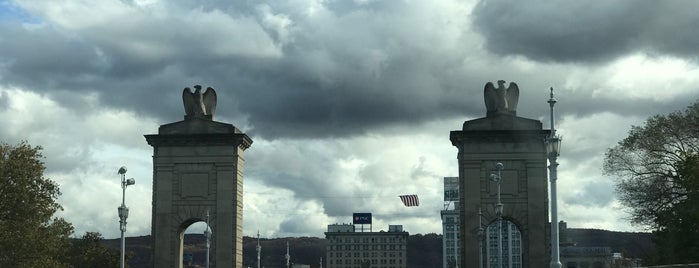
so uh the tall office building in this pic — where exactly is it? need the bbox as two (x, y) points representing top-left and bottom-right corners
(441, 177), (460, 268)
(486, 220), (522, 268)
(325, 223), (408, 268)
(442, 176), (523, 268)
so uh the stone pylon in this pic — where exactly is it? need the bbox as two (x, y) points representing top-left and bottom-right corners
(450, 81), (550, 267)
(146, 87), (252, 268)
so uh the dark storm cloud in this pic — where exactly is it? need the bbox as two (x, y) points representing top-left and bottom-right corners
(554, 89), (699, 120)
(0, 1), (478, 140)
(3, 0), (696, 143)
(471, 0), (699, 63)
(0, 23), (106, 86)
(3, 1), (685, 235)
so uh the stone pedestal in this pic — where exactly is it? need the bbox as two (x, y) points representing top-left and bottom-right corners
(450, 114), (549, 268)
(145, 117), (252, 268)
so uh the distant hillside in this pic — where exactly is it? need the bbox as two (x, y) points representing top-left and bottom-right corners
(565, 228), (654, 258)
(102, 235), (154, 268)
(102, 228), (652, 268)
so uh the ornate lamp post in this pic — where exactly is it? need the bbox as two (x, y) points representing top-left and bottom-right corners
(256, 231), (262, 268)
(490, 162), (504, 268)
(546, 88), (563, 268)
(117, 166), (135, 268)
(204, 210), (212, 268)
(478, 207), (484, 268)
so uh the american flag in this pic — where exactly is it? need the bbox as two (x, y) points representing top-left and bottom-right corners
(399, 194), (419, 207)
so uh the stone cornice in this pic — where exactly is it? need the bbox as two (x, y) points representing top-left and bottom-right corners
(144, 133), (253, 150)
(450, 129), (550, 146)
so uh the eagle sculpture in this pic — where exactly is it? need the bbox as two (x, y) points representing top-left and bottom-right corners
(182, 85), (217, 119)
(484, 80), (519, 116)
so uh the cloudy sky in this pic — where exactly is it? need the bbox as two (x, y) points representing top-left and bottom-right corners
(2, 0), (699, 239)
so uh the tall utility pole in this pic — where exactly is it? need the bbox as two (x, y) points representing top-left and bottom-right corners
(547, 87), (563, 268)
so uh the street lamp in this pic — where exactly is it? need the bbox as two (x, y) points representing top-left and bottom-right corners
(478, 207), (484, 268)
(204, 210), (212, 268)
(547, 88), (563, 268)
(490, 162), (504, 268)
(118, 166), (135, 268)
(256, 231), (262, 268)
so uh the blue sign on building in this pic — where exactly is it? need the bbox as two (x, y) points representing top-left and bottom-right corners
(353, 213), (372, 224)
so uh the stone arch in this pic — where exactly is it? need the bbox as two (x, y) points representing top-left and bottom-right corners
(173, 206), (216, 238)
(176, 215), (214, 267)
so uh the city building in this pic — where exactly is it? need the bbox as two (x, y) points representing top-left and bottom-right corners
(560, 247), (613, 268)
(442, 175), (523, 268)
(441, 177), (461, 268)
(325, 223), (408, 268)
(559, 221), (614, 268)
(486, 220), (522, 268)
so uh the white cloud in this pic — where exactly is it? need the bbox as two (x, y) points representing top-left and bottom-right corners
(557, 112), (644, 159)
(565, 54), (699, 101)
(241, 118), (461, 237)
(0, 86), (156, 237)
(555, 112), (649, 231)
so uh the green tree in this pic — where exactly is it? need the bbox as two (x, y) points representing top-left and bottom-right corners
(0, 141), (74, 267)
(650, 153), (699, 264)
(69, 232), (122, 268)
(603, 102), (699, 264)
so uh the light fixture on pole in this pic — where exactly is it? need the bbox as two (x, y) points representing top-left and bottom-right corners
(547, 88), (563, 268)
(286, 241), (291, 268)
(118, 166), (135, 268)
(478, 207), (484, 268)
(204, 210), (212, 268)
(257, 231), (262, 268)
(490, 162), (504, 268)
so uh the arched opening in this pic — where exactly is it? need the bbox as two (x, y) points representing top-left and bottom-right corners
(179, 220), (213, 268)
(486, 219), (522, 268)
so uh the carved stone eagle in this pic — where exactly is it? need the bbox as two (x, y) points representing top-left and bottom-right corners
(182, 85), (217, 119)
(484, 80), (519, 116)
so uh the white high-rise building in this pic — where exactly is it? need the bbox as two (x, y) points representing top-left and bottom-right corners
(441, 177), (460, 268)
(486, 220), (522, 268)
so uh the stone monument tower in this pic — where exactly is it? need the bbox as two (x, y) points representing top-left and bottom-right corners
(450, 81), (549, 267)
(145, 86), (252, 268)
